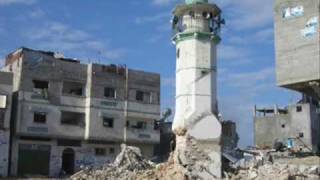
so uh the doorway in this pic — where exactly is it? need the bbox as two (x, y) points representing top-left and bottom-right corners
(17, 144), (50, 177)
(62, 148), (75, 174)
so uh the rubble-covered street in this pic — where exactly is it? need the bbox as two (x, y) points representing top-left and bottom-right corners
(71, 144), (320, 180)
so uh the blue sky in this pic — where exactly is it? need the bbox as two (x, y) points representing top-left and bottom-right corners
(0, 0), (300, 147)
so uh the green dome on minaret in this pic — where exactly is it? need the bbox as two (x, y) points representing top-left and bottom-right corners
(185, 0), (208, 4)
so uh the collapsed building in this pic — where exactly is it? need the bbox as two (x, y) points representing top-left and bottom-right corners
(254, 0), (320, 153)
(0, 47), (161, 177)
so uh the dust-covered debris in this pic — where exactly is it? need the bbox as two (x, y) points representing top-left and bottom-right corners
(224, 150), (320, 180)
(71, 144), (154, 180)
(227, 161), (320, 180)
(71, 143), (320, 180)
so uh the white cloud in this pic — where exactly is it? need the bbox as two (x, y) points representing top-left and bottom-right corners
(135, 12), (169, 24)
(152, 0), (179, 6)
(220, 67), (274, 88)
(151, 0), (274, 30)
(29, 9), (45, 18)
(22, 21), (126, 60)
(218, 44), (251, 61)
(0, 0), (37, 6)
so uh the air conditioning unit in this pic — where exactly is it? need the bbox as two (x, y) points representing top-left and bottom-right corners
(0, 95), (7, 109)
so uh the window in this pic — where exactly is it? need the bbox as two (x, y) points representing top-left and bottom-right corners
(34, 112), (46, 124)
(95, 148), (106, 156)
(135, 91), (152, 103)
(103, 117), (114, 128)
(296, 106), (302, 112)
(104, 87), (116, 98)
(61, 111), (85, 126)
(62, 81), (84, 96)
(136, 91), (144, 101)
(299, 132), (304, 138)
(33, 80), (49, 99)
(132, 121), (147, 129)
(33, 80), (48, 89)
(109, 147), (115, 154)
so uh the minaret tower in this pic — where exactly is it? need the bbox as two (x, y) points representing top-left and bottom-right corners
(171, 0), (224, 178)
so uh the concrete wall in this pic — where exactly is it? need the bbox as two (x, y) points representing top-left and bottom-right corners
(10, 138), (120, 177)
(274, 0), (320, 91)
(0, 71), (13, 177)
(254, 103), (320, 152)
(255, 114), (291, 148)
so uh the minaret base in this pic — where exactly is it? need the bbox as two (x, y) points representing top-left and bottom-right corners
(173, 135), (222, 179)
(172, 112), (222, 179)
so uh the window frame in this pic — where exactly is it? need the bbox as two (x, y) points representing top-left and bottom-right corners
(33, 80), (49, 90)
(136, 90), (144, 102)
(33, 112), (47, 124)
(95, 148), (106, 156)
(104, 87), (116, 99)
(62, 81), (85, 97)
(60, 111), (85, 126)
(103, 117), (114, 128)
(109, 147), (115, 154)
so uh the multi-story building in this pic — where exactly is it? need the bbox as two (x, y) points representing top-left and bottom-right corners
(254, 102), (320, 153)
(0, 71), (13, 177)
(2, 47), (160, 177)
(254, 0), (320, 154)
(274, 0), (320, 99)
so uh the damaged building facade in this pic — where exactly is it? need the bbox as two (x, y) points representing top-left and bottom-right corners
(0, 72), (13, 177)
(254, 103), (320, 152)
(254, 0), (320, 153)
(1, 47), (160, 177)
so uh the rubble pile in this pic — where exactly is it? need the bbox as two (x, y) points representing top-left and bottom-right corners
(225, 152), (320, 180)
(136, 135), (220, 180)
(227, 161), (320, 180)
(71, 144), (154, 180)
(71, 142), (320, 180)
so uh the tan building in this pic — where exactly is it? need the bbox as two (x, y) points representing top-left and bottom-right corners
(2, 47), (160, 177)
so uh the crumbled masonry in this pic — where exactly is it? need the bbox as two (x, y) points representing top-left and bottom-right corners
(70, 144), (154, 180)
(71, 143), (320, 180)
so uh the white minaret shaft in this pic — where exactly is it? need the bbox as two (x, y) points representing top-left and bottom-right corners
(171, 1), (223, 178)
(172, 0), (222, 140)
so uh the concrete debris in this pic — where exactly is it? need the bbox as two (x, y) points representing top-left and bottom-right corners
(71, 142), (319, 180)
(224, 149), (320, 180)
(226, 162), (320, 180)
(71, 144), (154, 180)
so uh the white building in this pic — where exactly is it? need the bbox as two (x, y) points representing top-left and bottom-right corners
(2, 47), (160, 177)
